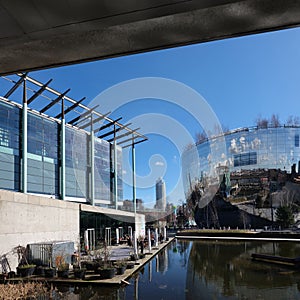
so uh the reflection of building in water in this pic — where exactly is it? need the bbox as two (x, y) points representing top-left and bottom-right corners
(156, 247), (168, 274)
(185, 240), (300, 300)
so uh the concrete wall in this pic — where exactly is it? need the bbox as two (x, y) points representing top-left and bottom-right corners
(0, 190), (80, 271)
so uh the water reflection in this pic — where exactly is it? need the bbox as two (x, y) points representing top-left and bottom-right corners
(56, 240), (300, 299)
(186, 240), (300, 300)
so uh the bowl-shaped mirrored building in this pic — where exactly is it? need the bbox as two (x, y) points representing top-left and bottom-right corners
(182, 126), (300, 228)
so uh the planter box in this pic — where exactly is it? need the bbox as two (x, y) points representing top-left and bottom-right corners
(44, 268), (56, 278)
(116, 266), (126, 275)
(74, 268), (86, 280)
(17, 265), (36, 277)
(99, 268), (115, 279)
(57, 269), (69, 278)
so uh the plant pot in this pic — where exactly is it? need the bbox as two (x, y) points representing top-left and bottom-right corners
(82, 261), (98, 271)
(130, 254), (138, 261)
(74, 268), (86, 279)
(35, 266), (45, 276)
(126, 263), (135, 269)
(57, 269), (69, 278)
(44, 268), (56, 278)
(17, 265), (36, 277)
(99, 268), (115, 279)
(116, 266), (126, 275)
(0, 274), (7, 283)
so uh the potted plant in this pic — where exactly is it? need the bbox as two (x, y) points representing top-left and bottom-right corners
(97, 242), (115, 279)
(17, 264), (36, 277)
(115, 260), (127, 275)
(56, 255), (69, 278)
(73, 241), (86, 280)
(40, 244), (56, 278)
(14, 245), (36, 277)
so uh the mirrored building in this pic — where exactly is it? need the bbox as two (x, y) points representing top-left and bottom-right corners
(182, 126), (300, 228)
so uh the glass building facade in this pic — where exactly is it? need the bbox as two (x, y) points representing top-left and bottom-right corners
(0, 98), (123, 206)
(182, 126), (300, 194)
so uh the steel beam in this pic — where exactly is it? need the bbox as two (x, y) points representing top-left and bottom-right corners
(39, 88), (70, 114)
(113, 124), (118, 210)
(4, 72), (28, 99)
(99, 123), (131, 139)
(95, 117), (122, 133)
(90, 113), (95, 206)
(21, 78), (28, 193)
(107, 128), (140, 143)
(54, 96), (85, 119)
(78, 112), (110, 130)
(27, 79), (52, 104)
(60, 98), (66, 200)
(68, 104), (99, 125)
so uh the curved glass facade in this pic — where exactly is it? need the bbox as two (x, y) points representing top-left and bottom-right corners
(182, 126), (300, 195)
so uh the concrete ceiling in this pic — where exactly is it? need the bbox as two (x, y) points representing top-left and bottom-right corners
(0, 0), (300, 75)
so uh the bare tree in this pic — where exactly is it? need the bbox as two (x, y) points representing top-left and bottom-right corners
(195, 131), (207, 144)
(270, 114), (280, 127)
(255, 115), (269, 128)
(286, 115), (300, 126)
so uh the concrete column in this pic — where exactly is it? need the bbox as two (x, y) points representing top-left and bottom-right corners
(148, 228), (152, 253)
(21, 79), (27, 193)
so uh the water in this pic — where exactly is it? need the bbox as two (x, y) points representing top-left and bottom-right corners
(56, 239), (300, 299)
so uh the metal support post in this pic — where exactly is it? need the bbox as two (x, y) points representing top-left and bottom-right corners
(21, 78), (28, 193)
(113, 124), (118, 209)
(90, 113), (95, 205)
(60, 98), (66, 200)
(132, 139), (137, 230)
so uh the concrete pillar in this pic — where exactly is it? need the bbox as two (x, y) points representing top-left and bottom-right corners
(148, 228), (152, 253)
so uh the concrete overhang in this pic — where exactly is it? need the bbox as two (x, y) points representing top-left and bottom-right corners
(1, 0), (300, 75)
(80, 203), (144, 224)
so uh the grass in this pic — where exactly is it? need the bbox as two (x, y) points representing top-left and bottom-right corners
(0, 282), (50, 300)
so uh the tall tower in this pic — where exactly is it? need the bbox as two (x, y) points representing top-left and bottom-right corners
(156, 177), (166, 211)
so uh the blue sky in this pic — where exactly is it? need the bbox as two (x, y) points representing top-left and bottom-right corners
(6, 26), (300, 207)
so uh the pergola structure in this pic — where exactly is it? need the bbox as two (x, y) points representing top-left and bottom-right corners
(1, 73), (147, 207)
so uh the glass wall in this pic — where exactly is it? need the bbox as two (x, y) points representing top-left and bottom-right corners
(182, 126), (300, 194)
(0, 98), (124, 206)
(110, 144), (123, 204)
(27, 113), (59, 195)
(0, 101), (20, 190)
(65, 127), (88, 199)
(94, 139), (110, 201)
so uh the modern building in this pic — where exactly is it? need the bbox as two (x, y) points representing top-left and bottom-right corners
(182, 126), (300, 192)
(0, 74), (147, 270)
(155, 177), (166, 211)
(182, 125), (300, 228)
(0, 95), (125, 207)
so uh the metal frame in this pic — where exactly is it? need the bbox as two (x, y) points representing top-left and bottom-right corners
(1, 73), (148, 207)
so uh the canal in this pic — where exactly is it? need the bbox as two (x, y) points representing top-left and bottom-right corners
(56, 239), (300, 299)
